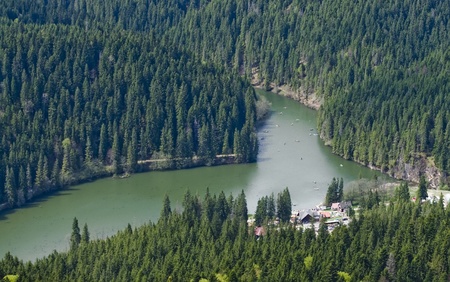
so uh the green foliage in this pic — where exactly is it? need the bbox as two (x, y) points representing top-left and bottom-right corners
(0, 13), (257, 209)
(1, 0), (450, 278)
(1, 0), (449, 184)
(2, 190), (450, 280)
(215, 273), (228, 282)
(304, 256), (313, 271)
(417, 175), (428, 200)
(160, 194), (172, 221)
(325, 177), (343, 206)
(70, 217), (80, 250)
(337, 271), (351, 282)
(254, 192), (276, 226)
(276, 187), (292, 222)
(395, 182), (411, 202)
(234, 190), (248, 221)
(81, 223), (90, 245)
(2, 275), (19, 282)
(1, 0), (449, 214)
(254, 196), (267, 226)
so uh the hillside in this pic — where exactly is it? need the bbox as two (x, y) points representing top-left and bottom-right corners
(2, 189), (450, 281)
(1, 0), (449, 206)
(0, 19), (258, 209)
(168, 0), (450, 185)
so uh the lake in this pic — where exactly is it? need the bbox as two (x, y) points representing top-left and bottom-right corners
(0, 90), (388, 261)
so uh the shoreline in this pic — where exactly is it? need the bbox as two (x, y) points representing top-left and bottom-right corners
(251, 75), (322, 110)
(0, 154), (239, 213)
(259, 84), (322, 111)
(252, 82), (445, 187)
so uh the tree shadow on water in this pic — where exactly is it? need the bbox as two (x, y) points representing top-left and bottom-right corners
(0, 187), (80, 221)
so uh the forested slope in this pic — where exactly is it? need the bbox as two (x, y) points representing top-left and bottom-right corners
(2, 190), (450, 281)
(167, 0), (450, 185)
(1, 0), (450, 204)
(0, 19), (258, 208)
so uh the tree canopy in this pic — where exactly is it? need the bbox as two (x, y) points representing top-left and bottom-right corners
(1, 189), (450, 281)
(1, 0), (450, 209)
(0, 17), (258, 208)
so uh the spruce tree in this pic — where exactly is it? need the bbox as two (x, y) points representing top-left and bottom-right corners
(396, 182), (410, 202)
(234, 190), (248, 221)
(160, 194), (172, 221)
(417, 175), (428, 201)
(70, 217), (81, 250)
(81, 223), (90, 244)
(254, 196), (267, 226)
(267, 193), (276, 219)
(277, 187), (292, 223)
(325, 177), (340, 206)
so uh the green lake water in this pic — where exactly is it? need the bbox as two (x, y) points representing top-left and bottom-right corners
(0, 90), (388, 261)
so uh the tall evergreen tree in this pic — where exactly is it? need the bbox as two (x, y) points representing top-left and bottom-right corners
(70, 217), (81, 250)
(254, 196), (268, 226)
(234, 190), (248, 221)
(81, 223), (90, 244)
(417, 175), (428, 201)
(4, 166), (15, 207)
(160, 194), (172, 221)
(396, 182), (410, 202)
(267, 193), (276, 219)
(277, 187), (292, 223)
(325, 177), (340, 206)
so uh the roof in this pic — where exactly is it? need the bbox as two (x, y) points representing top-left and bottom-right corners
(319, 211), (331, 218)
(325, 219), (340, 225)
(299, 210), (314, 221)
(331, 203), (341, 210)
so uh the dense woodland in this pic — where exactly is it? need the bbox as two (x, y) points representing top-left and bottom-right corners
(1, 0), (450, 279)
(2, 188), (450, 281)
(0, 15), (258, 208)
(1, 0), (449, 210)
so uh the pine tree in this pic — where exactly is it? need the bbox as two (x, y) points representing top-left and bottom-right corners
(70, 217), (81, 250)
(112, 131), (120, 175)
(267, 193), (276, 219)
(234, 190), (248, 221)
(396, 182), (410, 202)
(61, 138), (72, 185)
(81, 223), (90, 244)
(26, 164), (33, 200)
(325, 177), (340, 206)
(84, 136), (93, 166)
(277, 187), (292, 223)
(5, 166), (16, 207)
(254, 196), (268, 226)
(98, 123), (107, 162)
(338, 177), (344, 202)
(160, 194), (172, 221)
(417, 175), (428, 201)
(16, 166), (26, 207)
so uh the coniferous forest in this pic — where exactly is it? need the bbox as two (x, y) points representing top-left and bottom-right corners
(2, 189), (450, 281)
(0, 2), (260, 209)
(2, 0), (450, 280)
(1, 0), (450, 210)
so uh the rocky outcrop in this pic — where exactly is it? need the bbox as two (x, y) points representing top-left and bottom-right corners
(252, 77), (445, 187)
(250, 67), (323, 110)
(345, 152), (446, 187)
(387, 156), (446, 188)
(253, 83), (323, 110)
(250, 69), (445, 186)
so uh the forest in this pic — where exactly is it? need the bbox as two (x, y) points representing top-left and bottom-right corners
(1, 0), (450, 210)
(1, 0), (450, 279)
(0, 14), (258, 209)
(2, 187), (450, 281)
